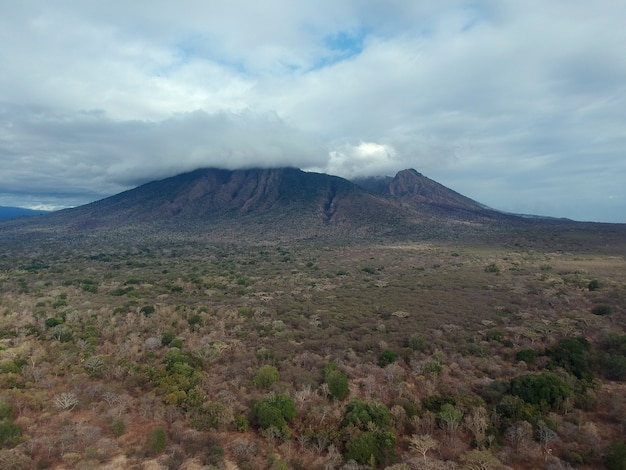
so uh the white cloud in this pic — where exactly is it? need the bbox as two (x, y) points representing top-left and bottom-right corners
(0, 1), (625, 221)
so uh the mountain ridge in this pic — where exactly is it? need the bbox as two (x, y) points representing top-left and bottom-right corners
(2, 166), (622, 247)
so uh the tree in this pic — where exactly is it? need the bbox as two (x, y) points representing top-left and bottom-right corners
(409, 434), (438, 462)
(326, 370), (349, 400)
(253, 365), (280, 388)
(461, 449), (502, 470)
(378, 350), (399, 367)
(510, 372), (571, 411)
(146, 426), (167, 454)
(604, 441), (626, 470)
(437, 403), (463, 435)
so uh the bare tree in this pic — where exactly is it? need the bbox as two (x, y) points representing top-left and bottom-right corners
(54, 392), (78, 411)
(409, 433), (439, 462)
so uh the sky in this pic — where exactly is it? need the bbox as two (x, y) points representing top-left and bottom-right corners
(1, 1), (625, 222)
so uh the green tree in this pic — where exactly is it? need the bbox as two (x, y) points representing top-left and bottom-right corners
(251, 393), (296, 432)
(146, 426), (166, 454)
(343, 398), (392, 431)
(604, 441), (626, 470)
(344, 430), (396, 466)
(253, 365), (280, 388)
(378, 350), (398, 367)
(326, 370), (349, 400)
(510, 372), (571, 411)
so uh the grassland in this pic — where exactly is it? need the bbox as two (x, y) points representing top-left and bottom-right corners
(0, 231), (625, 469)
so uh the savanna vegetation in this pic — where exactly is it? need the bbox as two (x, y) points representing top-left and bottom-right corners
(0, 232), (625, 469)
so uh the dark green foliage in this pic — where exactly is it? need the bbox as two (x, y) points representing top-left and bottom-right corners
(0, 402), (12, 421)
(495, 395), (535, 425)
(515, 349), (537, 364)
(546, 337), (592, 381)
(191, 402), (229, 431)
(407, 333), (425, 351)
(146, 426), (166, 454)
(344, 430), (396, 466)
(187, 314), (202, 328)
(44, 317), (62, 328)
(486, 328), (505, 342)
(596, 334), (626, 381)
(0, 421), (22, 448)
(592, 304), (612, 316)
(253, 365), (280, 388)
(343, 398), (392, 431)
(326, 370), (350, 400)
(251, 394), (296, 431)
(604, 441), (626, 470)
(588, 279), (600, 291)
(378, 350), (398, 367)
(421, 394), (456, 413)
(485, 263), (500, 273)
(140, 305), (156, 316)
(510, 372), (571, 411)
(112, 418), (125, 437)
(161, 330), (176, 346)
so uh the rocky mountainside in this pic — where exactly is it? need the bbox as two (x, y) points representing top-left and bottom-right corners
(4, 166), (613, 247)
(354, 169), (485, 211)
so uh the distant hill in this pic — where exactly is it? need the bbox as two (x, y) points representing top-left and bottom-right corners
(0, 206), (49, 220)
(1, 167), (623, 248)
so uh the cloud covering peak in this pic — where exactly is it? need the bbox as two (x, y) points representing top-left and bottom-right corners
(1, 1), (625, 221)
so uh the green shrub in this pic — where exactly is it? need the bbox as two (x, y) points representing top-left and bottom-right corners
(140, 305), (156, 316)
(546, 337), (592, 381)
(592, 304), (612, 316)
(146, 427), (166, 454)
(515, 349), (537, 364)
(0, 402), (12, 421)
(253, 365), (280, 388)
(326, 370), (350, 400)
(251, 394), (296, 432)
(343, 398), (392, 431)
(378, 350), (398, 367)
(588, 279), (600, 291)
(344, 430), (396, 466)
(510, 372), (571, 411)
(604, 441), (626, 470)
(408, 333), (425, 352)
(0, 421), (22, 448)
(112, 418), (125, 438)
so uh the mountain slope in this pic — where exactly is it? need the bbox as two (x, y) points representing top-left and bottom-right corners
(0, 167), (547, 244)
(0, 206), (49, 220)
(354, 169), (485, 211)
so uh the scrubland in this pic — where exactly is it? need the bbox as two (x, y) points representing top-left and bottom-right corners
(0, 234), (625, 469)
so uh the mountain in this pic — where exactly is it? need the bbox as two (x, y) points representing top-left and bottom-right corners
(4, 166), (620, 247)
(354, 169), (485, 211)
(0, 206), (49, 220)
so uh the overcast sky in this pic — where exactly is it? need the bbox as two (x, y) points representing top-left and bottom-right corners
(1, 1), (624, 222)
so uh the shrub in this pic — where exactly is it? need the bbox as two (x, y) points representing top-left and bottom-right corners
(408, 333), (425, 352)
(253, 365), (280, 388)
(604, 441), (626, 470)
(343, 398), (392, 431)
(546, 337), (592, 381)
(516, 349), (537, 364)
(112, 418), (125, 438)
(378, 350), (398, 367)
(510, 372), (571, 411)
(251, 394), (296, 432)
(588, 279), (600, 291)
(326, 370), (350, 400)
(140, 305), (156, 316)
(146, 427), (167, 454)
(0, 421), (22, 449)
(344, 430), (396, 466)
(592, 304), (612, 316)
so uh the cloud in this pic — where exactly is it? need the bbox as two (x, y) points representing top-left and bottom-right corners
(0, 1), (625, 221)
(0, 105), (327, 206)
